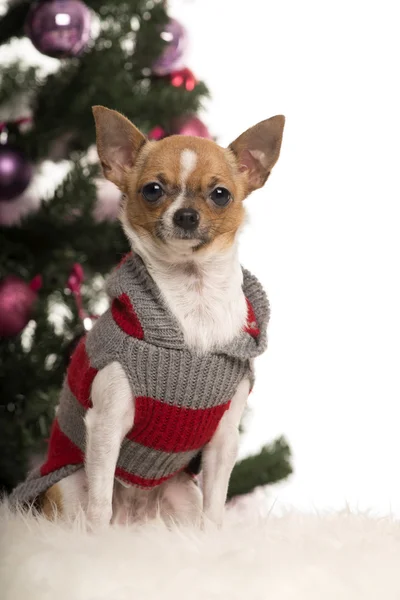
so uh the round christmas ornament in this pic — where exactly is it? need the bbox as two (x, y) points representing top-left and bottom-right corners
(172, 116), (212, 139)
(25, 0), (91, 59)
(169, 68), (196, 91)
(0, 275), (42, 338)
(147, 126), (166, 141)
(0, 144), (33, 202)
(152, 18), (187, 76)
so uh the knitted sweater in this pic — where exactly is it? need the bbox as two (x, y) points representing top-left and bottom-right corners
(11, 253), (270, 505)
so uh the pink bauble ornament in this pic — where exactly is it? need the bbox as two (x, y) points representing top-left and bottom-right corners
(0, 144), (33, 202)
(152, 18), (187, 76)
(26, 0), (91, 58)
(0, 275), (42, 338)
(169, 68), (196, 92)
(172, 116), (212, 139)
(148, 126), (166, 141)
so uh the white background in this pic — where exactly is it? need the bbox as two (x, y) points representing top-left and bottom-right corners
(169, 0), (400, 515)
(2, 0), (400, 516)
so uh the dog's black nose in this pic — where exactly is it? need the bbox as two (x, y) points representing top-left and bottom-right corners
(173, 208), (200, 231)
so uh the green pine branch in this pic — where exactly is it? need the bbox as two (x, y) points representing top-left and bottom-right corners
(0, 62), (40, 107)
(1, 162), (129, 285)
(228, 437), (292, 499)
(0, 0), (292, 497)
(0, 2), (208, 161)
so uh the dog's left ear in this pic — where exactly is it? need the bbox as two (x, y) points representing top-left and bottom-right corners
(92, 106), (147, 190)
(229, 115), (285, 194)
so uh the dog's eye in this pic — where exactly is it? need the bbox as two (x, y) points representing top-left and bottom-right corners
(210, 187), (231, 207)
(142, 182), (164, 203)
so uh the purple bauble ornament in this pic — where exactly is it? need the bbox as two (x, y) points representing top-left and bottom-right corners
(26, 0), (91, 59)
(172, 116), (212, 139)
(0, 144), (33, 202)
(152, 18), (187, 76)
(0, 276), (41, 338)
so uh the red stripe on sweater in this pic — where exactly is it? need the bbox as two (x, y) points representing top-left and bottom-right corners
(67, 337), (98, 408)
(40, 419), (84, 476)
(127, 396), (231, 453)
(111, 293), (144, 339)
(115, 467), (179, 489)
(244, 298), (260, 338)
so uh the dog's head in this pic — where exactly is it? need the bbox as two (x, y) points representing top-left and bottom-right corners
(93, 106), (285, 260)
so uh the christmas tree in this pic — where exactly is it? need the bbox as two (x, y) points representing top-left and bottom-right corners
(0, 0), (291, 497)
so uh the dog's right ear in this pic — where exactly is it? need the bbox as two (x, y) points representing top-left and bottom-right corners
(92, 106), (147, 190)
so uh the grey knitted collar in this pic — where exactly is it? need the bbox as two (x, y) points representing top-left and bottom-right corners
(106, 252), (270, 359)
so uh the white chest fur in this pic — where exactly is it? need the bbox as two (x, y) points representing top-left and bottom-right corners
(121, 208), (248, 352)
(149, 248), (248, 353)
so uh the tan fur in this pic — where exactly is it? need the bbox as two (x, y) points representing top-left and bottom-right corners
(92, 106), (146, 190)
(229, 115), (285, 193)
(124, 136), (247, 251)
(41, 483), (63, 519)
(92, 106), (285, 255)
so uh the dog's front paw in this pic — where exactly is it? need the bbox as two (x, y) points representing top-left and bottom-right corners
(202, 500), (225, 528)
(201, 511), (224, 531)
(86, 504), (113, 532)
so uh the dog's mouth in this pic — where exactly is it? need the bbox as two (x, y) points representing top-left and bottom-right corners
(155, 221), (210, 250)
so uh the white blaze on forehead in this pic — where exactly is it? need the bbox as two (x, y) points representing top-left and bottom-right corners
(162, 148), (198, 232)
(179, 149), (197, 185)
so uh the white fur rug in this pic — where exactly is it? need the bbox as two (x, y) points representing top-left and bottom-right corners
(1, 500), (400, 600)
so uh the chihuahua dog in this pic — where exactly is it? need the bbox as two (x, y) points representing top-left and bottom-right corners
(12, 107), (284, 530)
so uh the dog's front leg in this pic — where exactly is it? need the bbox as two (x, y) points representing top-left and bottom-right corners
(85, 361), (134, 530)
(202, 377), (250, 527)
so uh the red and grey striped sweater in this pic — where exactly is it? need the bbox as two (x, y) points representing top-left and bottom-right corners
(12, 253), (269, 504)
